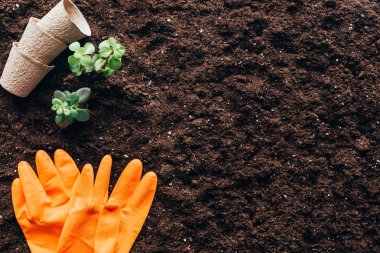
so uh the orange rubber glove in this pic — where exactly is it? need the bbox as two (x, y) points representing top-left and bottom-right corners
(56, 157), (157, 253)
(11, 150), (80, 253)
(56, 155), (112, 253)
(94, 160), (157, 253)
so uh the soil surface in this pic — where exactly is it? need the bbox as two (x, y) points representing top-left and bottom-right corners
(0, 0), (380, 252)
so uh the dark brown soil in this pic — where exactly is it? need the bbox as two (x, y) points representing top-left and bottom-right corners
(0, 0), (380, 252)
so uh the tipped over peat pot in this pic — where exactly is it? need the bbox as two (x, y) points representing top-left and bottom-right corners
(39, 0), (91, 44)
(18, 17), (67, 65)
(0, 42), (54, 98)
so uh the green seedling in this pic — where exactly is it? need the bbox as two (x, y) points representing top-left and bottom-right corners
(68, 42), (96, 76)
(51, 87), (91, 128)
(95, 37), (126, 77)
(68, 38), (126, 77)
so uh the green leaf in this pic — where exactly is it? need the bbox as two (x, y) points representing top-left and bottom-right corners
(113, 45), (126, 58)
(66, 114), (75, 125)
(69, 92), (78, 99)
(109, 56), (122, 70)
(63, 91), (70, 98)
(54, 90), (66, 100)
(70, 109), (78, 119)
(74, 52), (82, 59)
(69, 42), (80, 52)
(99, 47), (112, 58)
(85, 65), (94, 73)
(115, 43), (124, 50)
(80, 55), (93, 67)
(92, 54), (100, 63)
(76, 109), (90, 122)
(108, 37), (117, 48)
(112, 51), (123, 59)
(99, 40), (110, 49)
(73, 70), (83, 76)
(51, 105), (58, 111)
(103, 68), (115, 77)
(64, 109), (70, 116)
(84, 43), (95, 54)
(77, 87), (91, 104)
(78, 47), (86, 54)
(68, 55), (80, 67)
(70, 65), (81, 73)
(57, 108), (63, 115)
(70, 64), (81, 72)
(68, 93), (79, 105)
(55, 114), (64, 124)
(95, 58), (106, 71)
(52, 98), (62, 105)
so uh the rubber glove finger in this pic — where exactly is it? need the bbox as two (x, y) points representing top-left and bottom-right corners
(92, 155), (112, 208)
(18, 161), (48, 221)
(107, 159), (142, 207)
(117, 172), (157, 253)
(11, 178), (29, 223)
(54, 149), (80, 193)
(36, 150), (68, 205)
(13, 179), (59, 253)
(68, 164), (94, 211)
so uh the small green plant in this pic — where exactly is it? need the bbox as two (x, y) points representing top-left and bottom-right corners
(68, 38), (126, 77)
(51, 88), (91, 128)
(68, 42), (96, 76)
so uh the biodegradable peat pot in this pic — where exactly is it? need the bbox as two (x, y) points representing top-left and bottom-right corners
(18, 17), (67, 65)
(0, 42), (54, 98)
(39, 0), (91, 44)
